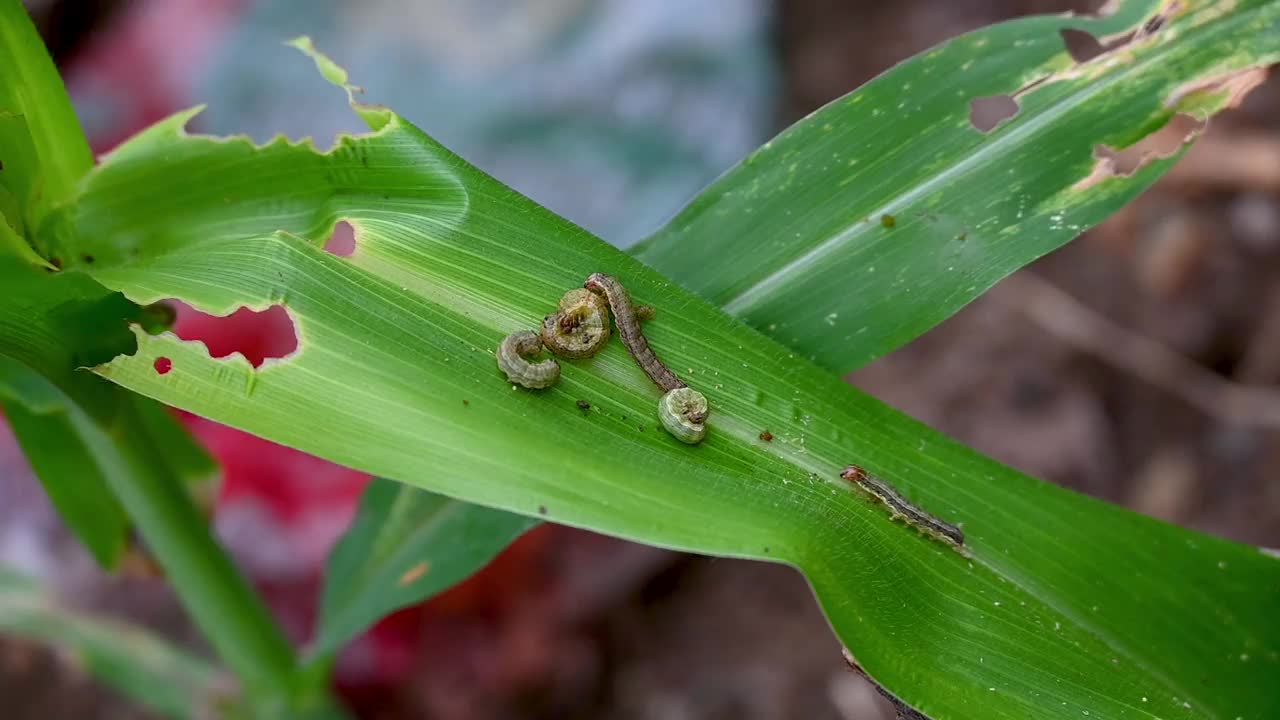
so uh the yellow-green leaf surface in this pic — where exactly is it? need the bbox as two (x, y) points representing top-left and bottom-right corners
(636, 0), (1280, 371)
(38, 25), (1280, 720)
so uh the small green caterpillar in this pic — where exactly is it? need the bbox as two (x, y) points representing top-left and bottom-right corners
(496, 330), (560, 389)
(659, 387), (709, 444)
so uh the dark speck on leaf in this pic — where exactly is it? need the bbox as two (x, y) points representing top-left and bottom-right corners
(462, 399), (470, 406)
(880, 214), (896, 229)
(576, 400), (590, 410)
(82, 254), (95, 264)
(956, 232), (967, 242)
(49, 257), (62, 270)
(759, 430), (773, 442)
(538, 505), (547, 515)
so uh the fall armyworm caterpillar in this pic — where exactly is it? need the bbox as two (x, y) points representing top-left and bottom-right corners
(541, 288), (611, 359)
(659, 387), (709, 444)
(584, 273), (709, 444)
(840, 465), (964, 548)
(584, 272), (687, 392)
(496, 330), (560, 389)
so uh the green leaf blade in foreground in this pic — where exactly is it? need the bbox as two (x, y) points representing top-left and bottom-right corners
(314, 479), (536, 658)
(0, 0), (94, 229)
(0, 356), (130, 566)
(0, 257), (219, 566)
(0, 257), (290, 700)
(634, 0), (1280, 371)
(55, 101), (1280, 718)
(0, 568), (232, 720)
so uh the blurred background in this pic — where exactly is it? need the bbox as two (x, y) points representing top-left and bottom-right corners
(2, 0), (1278, 717)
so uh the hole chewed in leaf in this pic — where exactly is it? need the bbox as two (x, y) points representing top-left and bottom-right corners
(969, 94), (1020, 132)
(974, 4), (1186, 136)
(1062, 1), (1181, 64)
(324, 220), (357, 257)
(154, 357), (173, 375)
(1074, 113), (1205, 191)
(170, 301), (299, 368)
(1059, 27), (1131, 63)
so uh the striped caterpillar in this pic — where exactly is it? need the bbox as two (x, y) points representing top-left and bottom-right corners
(584, 273), (709, 444)
(840, 465), (964, 548)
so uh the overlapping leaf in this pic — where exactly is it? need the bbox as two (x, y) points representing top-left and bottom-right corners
(0, 258), (212, 566)
(0, 0), (93, 231)
(313, 479), (536, 657)
(636, 0), (1280, 371)
(0, 4), (305, 701)
(0, 0), (218, 568)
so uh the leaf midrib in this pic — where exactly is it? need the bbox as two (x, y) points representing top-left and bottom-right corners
(717, 5), (1249, 319)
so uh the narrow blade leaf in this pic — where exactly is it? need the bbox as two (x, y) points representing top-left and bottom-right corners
(0, 0), (94, 221)
(0, 568), (233, 720)
(634, 0), (1280, 371)
(313, 479), (537, 657)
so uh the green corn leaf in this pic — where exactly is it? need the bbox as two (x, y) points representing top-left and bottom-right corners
(0, 0), (219, 568)
(0, 258), (144, 567)
(635, 0), (1280, 371)
(0, 356), (131, 567)
(0, 0), (94, 230)
(42, 27), (1280, 718)
(2, 5), (341, 712)
(312, 479), (537, 658)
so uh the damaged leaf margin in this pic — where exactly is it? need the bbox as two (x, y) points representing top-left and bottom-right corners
(632, 0), (1280, 373)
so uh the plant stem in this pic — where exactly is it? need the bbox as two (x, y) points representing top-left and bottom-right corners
(0, 0), (332, 710)
(108, 398), (299, 702)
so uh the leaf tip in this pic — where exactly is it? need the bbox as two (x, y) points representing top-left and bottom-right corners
(285, 36), (351, 90)
(284, 36), (396, 132)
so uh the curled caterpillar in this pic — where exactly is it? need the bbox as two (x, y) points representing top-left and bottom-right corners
(584, 273), (710, 444)
(541, 288), (611, 359)
(659, 387), (709, 444)
(840, 465), (964, 548)
(496, 330), (560, 389)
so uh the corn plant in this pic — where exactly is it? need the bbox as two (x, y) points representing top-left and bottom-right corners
(2, 1), (1278, 718)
